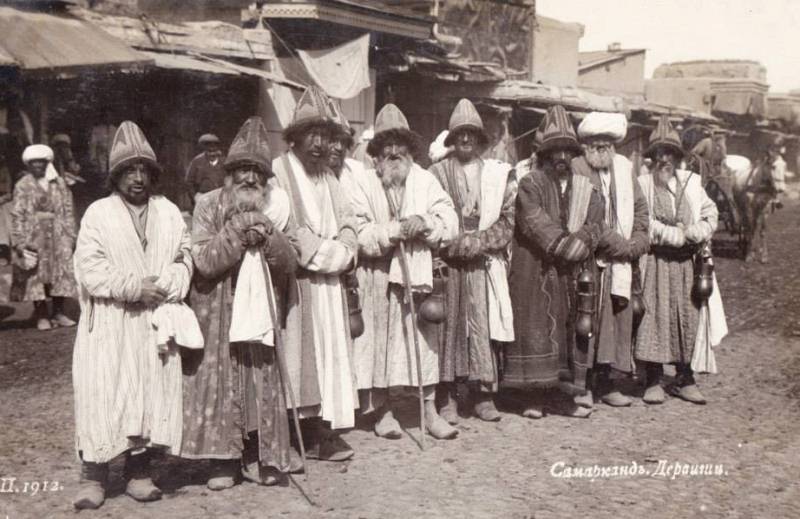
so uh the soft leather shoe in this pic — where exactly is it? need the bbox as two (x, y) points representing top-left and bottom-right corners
(643, 384), (666, 405)
(374, 409), (403, 439)
(672, 384), (707, 405)
(125, 478), (162, 502)
(473, 398), (501, 422)
(601, 390), (633, 407)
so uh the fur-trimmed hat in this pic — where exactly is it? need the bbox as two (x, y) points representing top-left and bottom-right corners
(283, 85), (339, 145)
(537, 105), (582, 156)
(367, 104), (421, 158)
(645, 115), (684, 160)
(224, 117), (272, 175)
(444, 98), (489, 148)
(108, 121), (161, 177)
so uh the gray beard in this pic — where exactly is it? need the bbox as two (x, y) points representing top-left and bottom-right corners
(231, 184), (265, 213)
(585, 152), (613, 170)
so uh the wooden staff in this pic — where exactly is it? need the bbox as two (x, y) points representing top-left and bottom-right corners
(258, 250), (309, 480)
(384, 188), (426, 451)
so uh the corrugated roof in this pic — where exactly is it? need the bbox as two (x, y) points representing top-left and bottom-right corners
(0, 6), (150, 72)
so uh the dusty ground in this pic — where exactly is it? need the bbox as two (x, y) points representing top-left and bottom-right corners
(1, 201), (799, 519)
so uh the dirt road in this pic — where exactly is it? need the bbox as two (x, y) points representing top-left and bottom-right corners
(1, 202), (799, 519)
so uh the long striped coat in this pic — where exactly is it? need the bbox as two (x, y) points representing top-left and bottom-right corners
(72, 195), (191, 463)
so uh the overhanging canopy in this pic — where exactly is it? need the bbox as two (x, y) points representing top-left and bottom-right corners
(0, 6), (150, 74)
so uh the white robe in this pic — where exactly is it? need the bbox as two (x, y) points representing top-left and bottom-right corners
(349, 164), (458, 389)
(72, 194), (192, 462)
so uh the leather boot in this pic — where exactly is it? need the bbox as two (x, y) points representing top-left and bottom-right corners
(73, 462), (108, 510)
(124, 450), (162, 502)
(642, 362), (666, 405)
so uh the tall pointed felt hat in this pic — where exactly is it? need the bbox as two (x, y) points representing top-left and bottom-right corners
(108, 121), (161, 176)
(284, 85), (339, 140)
(224, 116), (272, 175)
(645, 115), (684, 159)
(367, 103), (421, 158)
(444, 98), (488, 147)
(537, 105), (581, 156)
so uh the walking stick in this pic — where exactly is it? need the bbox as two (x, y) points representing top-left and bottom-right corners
(257, 250), (310, 482)
(384, 188), (426, 451)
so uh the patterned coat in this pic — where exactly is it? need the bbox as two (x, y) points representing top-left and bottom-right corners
(181, 187), (297, 469)
(10, 172), (77, 301)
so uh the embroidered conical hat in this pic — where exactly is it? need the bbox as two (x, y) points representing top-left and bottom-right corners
(224, 116), (272, 175)
(538, 105), (581, 156)
(367, 104), (421, 158)
(444, 98), (488, 147)
(645, 115), (684, 159)
(108, 121), (160, 176)
(284, 85), (339, 140)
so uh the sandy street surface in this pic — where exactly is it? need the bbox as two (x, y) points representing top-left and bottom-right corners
(1, 201), (799, 519)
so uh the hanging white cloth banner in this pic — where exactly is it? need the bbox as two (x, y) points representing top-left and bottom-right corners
(297, 34), (371, 100)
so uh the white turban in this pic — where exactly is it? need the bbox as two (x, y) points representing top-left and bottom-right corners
(577, 112), (628, 143)
(21, 144), (54, 164)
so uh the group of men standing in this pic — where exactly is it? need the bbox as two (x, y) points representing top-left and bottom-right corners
(63, 85), (727, 510)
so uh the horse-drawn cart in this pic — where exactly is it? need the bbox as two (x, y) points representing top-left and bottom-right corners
(703, 170), (748, 256)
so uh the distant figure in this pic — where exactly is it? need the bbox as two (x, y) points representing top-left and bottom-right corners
(10, 145), (77, 330)
(51, 133), (84, 186)
(185, 133), (226, 204)
(0, 152), (12, 265)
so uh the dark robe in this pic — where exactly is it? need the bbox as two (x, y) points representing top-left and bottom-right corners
(505, 166), (604, 392)
(181, 187), (297, 471)
(430, 157), (516, 387)
(572, 156), (650, 373)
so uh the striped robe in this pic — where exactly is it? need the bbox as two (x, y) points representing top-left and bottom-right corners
(73, 194), (190, 463)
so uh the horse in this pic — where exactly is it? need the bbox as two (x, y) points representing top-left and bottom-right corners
(724, 154), (786, 263)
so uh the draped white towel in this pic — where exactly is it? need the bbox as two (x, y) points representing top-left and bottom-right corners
(228, 186), (291, 346)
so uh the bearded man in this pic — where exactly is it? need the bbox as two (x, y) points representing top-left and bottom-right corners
(505, 105), (604, 419)
(327, 103), (366, 182)
(271, 86), (358, 462)
(349, 104), (459, 440)
(428, 99), (515, 423)
(636, 116), (727, 405)
(72, 121), (197, 509)
(570, 112), (650, 410)
(10, 144), (77, 330)
(181, 117), (298, 488)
